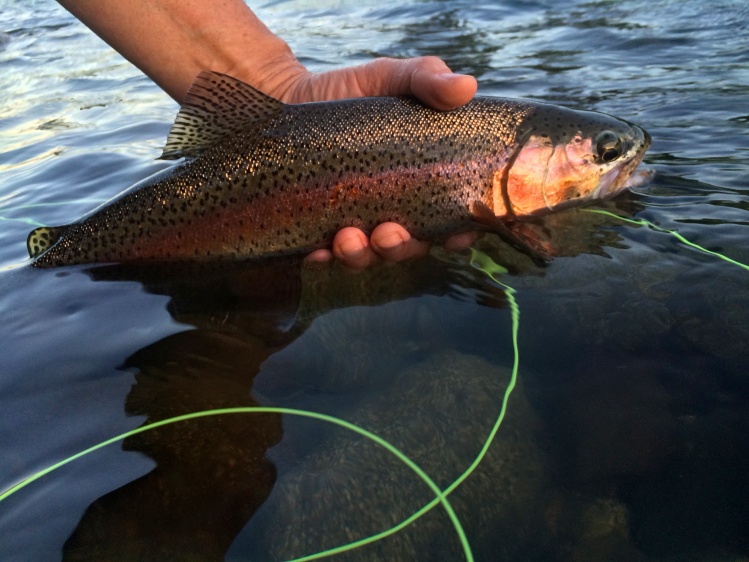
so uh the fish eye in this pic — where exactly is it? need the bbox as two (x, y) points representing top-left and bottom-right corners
(595, 130), (622, 163)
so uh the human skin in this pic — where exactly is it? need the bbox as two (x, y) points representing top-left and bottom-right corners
(57, 0), (478, 268)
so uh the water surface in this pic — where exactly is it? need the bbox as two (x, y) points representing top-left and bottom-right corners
(1, 1), (748, 560)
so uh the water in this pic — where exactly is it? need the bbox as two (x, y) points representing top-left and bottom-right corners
(1, 0), (748, 560)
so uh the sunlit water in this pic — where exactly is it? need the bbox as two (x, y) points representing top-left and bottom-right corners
(1, 1), (748, 560)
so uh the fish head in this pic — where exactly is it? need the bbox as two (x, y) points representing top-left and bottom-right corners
(496, 104), (651, 216)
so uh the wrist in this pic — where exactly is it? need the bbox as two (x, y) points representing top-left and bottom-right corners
(219, 33), (309, 102)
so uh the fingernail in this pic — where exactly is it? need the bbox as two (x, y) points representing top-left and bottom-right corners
(438, 71), (470, 80)
(338, 236), (367, 257)
(375, 231), (406, 251)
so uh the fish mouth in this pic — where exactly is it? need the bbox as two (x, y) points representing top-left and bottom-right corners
(622, 166), (656, 189)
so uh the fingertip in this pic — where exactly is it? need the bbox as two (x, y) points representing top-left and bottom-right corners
(332, 227), (377, 269)
(444, 73), (478, 107)
(370, 222), (409, 251)
(415, 71), (478, 111)
(370, 223), (430, 262)
(303, 248), (334, 267)
(443, 231), (480, 251)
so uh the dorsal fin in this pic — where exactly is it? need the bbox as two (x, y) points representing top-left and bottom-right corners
(159, 70), (285, 160)
(27, 226), (65, 258)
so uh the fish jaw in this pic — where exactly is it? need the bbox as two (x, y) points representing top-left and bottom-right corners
(495, 107), (651, 216)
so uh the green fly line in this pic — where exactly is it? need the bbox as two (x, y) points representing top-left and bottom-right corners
(1, 407), (467, 560)
(0, 200), (108, 212)
(0, 249), (520, 562)
(0, 215), (45, 227)
(289, 251), (521, 562)
(0, 200), (109, 228)
(584, 209), (749, 272)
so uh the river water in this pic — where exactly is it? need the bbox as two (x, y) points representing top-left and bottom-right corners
(1, 1), (748, 560)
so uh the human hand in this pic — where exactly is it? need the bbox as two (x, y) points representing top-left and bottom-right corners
(255, 56), (477, 268)
(266, 55), (477, 110)
(58, 1), (477, 268)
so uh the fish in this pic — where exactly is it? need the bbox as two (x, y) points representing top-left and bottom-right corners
(27, 70), (651, 267)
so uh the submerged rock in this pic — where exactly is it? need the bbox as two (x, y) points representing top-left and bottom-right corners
(244, 350), (553, 561)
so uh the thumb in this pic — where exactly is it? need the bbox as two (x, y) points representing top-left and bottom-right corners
(354, 56), (477, 110)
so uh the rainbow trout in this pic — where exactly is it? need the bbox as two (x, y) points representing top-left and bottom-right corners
(27, 71), (650, 267)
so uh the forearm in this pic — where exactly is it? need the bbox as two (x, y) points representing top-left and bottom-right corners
(57, 0), (304, 102)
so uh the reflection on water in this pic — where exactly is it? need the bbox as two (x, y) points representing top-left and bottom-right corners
(54, 221), (643, 561)
(1, 0), (749, 560)
(64, 329), (283, 561)
(59, 252), (512, 560)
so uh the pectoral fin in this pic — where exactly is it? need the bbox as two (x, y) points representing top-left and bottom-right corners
(27, 226), (65, 258)
(471, 201), (551, 266)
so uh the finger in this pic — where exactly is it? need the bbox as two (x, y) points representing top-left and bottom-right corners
(409, 58), (478, 110)
(331, 226), (379, 269)
(370, 222), (430, 262)
(303, 247), (334, 267)
(443, 231), (480, 251)
(356, 56), (477, 110)
(289, 56), (477, 109)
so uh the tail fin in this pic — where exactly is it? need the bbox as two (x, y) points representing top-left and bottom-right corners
(27, 226), (64, 258)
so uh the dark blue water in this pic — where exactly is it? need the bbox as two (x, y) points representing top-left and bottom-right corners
(1, 1), (748, 560)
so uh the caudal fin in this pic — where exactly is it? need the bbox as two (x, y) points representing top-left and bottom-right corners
(27, 226), (64, 258)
